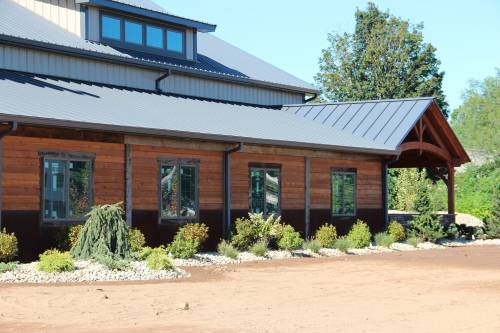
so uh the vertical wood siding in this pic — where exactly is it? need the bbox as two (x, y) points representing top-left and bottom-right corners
(2, 136), (125, 211)
(13, 0), (82, 37)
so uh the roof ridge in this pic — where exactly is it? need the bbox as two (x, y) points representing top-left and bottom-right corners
(284, 96), (434, 107)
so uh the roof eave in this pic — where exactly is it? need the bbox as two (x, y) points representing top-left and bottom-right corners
(76, 0), (216, 32)
(0, 114), (397, 157)
(0, 34), (318, 95)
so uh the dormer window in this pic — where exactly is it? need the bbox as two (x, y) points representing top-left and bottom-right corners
(100, 12), (186, 58)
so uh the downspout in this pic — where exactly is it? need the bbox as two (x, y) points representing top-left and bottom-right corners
(224, 142), (243, 239)
(0, 121), (18, 230)
(303, 93), (318, 103)
(155, 69), (171, 92)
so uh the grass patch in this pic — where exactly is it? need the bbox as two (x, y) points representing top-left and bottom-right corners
(0, 262), (16, 273)
(334, 238), (353, 253)
(374, 232), (395, 248)
(250, 241), (268, 257)
(218, 240), (238, 259)
(303, 239), (321, 253)
(406, 236), (422, 247)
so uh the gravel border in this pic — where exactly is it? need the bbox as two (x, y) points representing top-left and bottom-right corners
(0, 260), (188, 284)
(1, 238), (498, 283)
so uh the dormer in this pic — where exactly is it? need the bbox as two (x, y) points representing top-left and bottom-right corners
(76, 0), (216, 61)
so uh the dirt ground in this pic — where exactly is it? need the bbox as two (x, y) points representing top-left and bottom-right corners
(0, 246), (499, 333)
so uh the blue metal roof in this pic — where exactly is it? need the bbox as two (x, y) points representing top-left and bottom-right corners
(0, 0), (317, 94)
(0, 70), (394, 155)
(282, 98), (435, 151)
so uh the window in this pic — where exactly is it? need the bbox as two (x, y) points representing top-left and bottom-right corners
(146, 25), (163, 49)
(331, 170), (356, 216)
(159, 159), (198, 220)
(124, 20), (143, 45)
(42, 154), (93, 221)
(100, 12), (186, 57)
(249, 167), (280, 216)
(166, 29), (183, 53)
(101, 15), (121, 40)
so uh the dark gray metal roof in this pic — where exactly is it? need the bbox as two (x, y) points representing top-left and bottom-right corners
(76, 0), (217, 32)
(282, 98), (435, 151)
(0, 70), (393, 155)
(0, 0), (318, 94)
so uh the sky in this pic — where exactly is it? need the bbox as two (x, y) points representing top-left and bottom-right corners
(157, 0), (500, 111)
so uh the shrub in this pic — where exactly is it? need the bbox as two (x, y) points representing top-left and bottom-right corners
(374, 232), (395, 248)
(146, 248), (173, 271)
(409, 213), (445, 243)
(68, 225), (84, 249)
(314, 224), (337, 248)
(303, 239), (321, 253)
(231, 217), (260, 251)
(71, 203), (132, 260)
(0, 262), (16, 273)
(0, 229), (18, 263)
(446, 223), (459, 239)
(346, 220), (372, 248)
(484, 188), (500, 239)
(406, 236), (421, 247)
(277, 225), (303, 251)
(37, 250), (74, 273)
(218, 240), (238, 259)
(250, 240), (268, 257)
(138, 246), (154, 261)
(177, 223), (209, 245)
(387, 221), (406, 242)
(128, 228), (146, 253)
(167, 238), (199, 259)
(334, 237), (352, 253)
(95, 255), (130, 271)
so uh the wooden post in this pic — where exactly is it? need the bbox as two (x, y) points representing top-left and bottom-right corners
(125, 144), (132, 226)
(0, 139), (3, 230)
(447, 163), (455, 215)
(304, 157), (311, 239)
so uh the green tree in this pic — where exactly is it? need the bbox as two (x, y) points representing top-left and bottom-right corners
(450, 69), (500, 155)
(484, 186), (500, 238)
(315, 2), (448, 117)
(394, 168), (426, 212)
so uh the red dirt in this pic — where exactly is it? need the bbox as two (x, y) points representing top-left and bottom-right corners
(1, 246), (499, 333)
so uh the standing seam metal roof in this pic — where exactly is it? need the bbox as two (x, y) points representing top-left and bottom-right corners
(282, 97), (435, 151)
(0, 70), (394, 155)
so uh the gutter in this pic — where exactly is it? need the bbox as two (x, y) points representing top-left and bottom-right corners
(0, 35), (320, 95)
(223, 143), (243, 238)
(155, 70), (171, 92)
(0, 121), (18, 230)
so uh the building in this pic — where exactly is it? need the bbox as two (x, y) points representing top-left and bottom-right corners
(0, 0), (469, 260)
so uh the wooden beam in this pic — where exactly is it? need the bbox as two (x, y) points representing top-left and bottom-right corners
(400, 141), (452, 162)
(125, 144), (132, 226)
(447, 163), (455, 215)
(304, 157), (311, 238)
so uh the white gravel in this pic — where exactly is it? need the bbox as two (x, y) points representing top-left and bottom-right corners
(1, 239), (498, 283)
(0, 260), (188, 284)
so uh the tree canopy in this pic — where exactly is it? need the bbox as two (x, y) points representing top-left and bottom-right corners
(450, 69), (500, 155)
(315, 2), (448, 117)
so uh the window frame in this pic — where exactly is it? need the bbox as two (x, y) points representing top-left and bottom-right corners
(248, 164), (282, 217)
(99, 11), (187, 59)
(157, 158), (200, 224)
(39, 151), (95, 225)
(331, 168), (357, 217)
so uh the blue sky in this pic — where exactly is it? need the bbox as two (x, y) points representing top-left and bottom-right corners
(157, 0), (500, 111)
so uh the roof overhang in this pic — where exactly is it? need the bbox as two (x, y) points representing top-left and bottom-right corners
(76, 0), (217, 32)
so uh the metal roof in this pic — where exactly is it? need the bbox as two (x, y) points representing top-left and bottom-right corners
(282, 97), (435, 151)
(0, 0), (317, 94)
(76, 0), (217, 32)
(0, 70), (394, 155)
